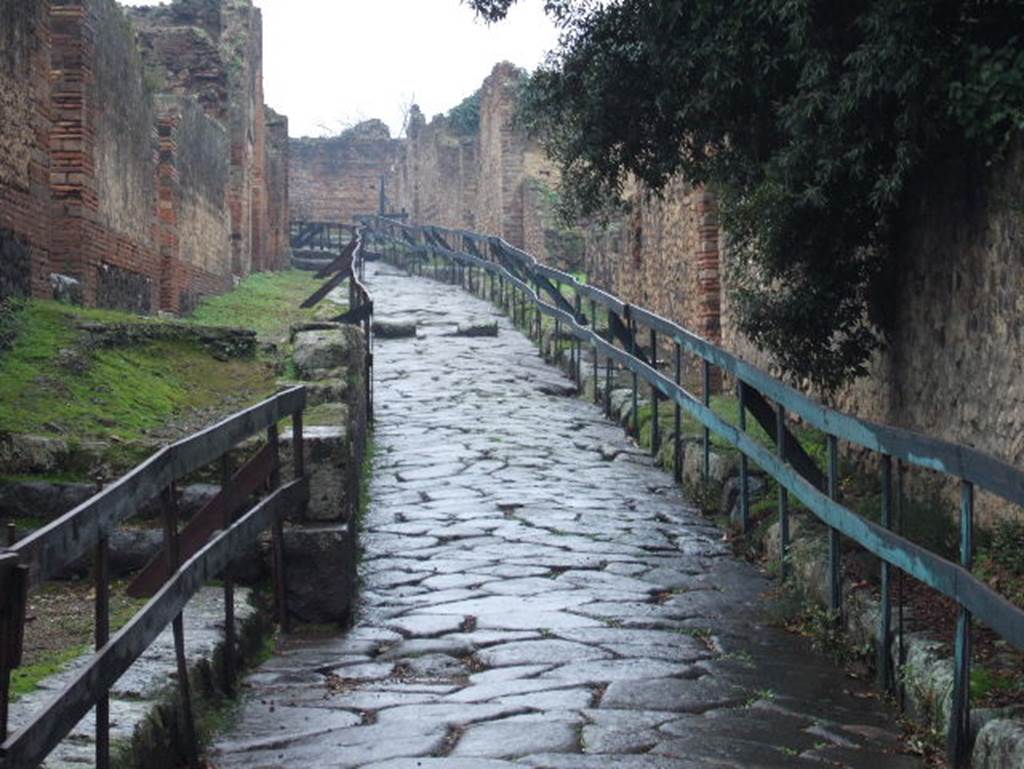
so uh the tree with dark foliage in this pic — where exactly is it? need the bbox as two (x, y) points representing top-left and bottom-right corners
(468, 0), (1024, 390)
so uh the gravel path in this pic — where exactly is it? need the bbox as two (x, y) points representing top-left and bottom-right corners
(208, 262), (922, 769)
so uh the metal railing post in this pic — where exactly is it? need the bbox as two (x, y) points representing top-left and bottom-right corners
(948, 480), (974, 768)
(674, 342), (682, 483)
(591, 298), (599, 404)
(879, 455), (894, 690)
(267, 425), (290, 632)
(827, 435), (842, 615)
(702, 360), (711, 485)
(650, 328), (660, 456)
(776, 403), (789, 579)
(736, 380), (749, 532)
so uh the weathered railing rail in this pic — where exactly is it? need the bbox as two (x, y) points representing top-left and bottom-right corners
(299, 225), (374, 425)
(0, 386), (309, 769)
(366, 216), (1024, 768)
(290, 220), (353, 251)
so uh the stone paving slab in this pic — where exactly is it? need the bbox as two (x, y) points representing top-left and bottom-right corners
(208, 263), (923, 769)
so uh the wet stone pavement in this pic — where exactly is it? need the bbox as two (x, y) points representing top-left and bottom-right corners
(209, 263), (923, 769)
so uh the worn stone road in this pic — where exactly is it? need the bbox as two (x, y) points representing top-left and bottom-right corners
(209, 263), (922, 769)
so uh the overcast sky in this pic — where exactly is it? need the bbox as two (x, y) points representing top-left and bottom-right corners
(120, 0), (559, 138)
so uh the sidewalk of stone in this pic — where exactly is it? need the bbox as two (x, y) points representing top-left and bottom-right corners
(207, 263), (924, 769)
(8, 587), (254, 769)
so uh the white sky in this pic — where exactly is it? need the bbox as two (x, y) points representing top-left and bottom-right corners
(120, 0), (559, 138)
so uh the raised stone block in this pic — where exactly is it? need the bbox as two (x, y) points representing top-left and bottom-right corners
(280, 421), (354, 522)
(374, 319), (417, 339)
(293, 326), (363, 378)
(283, 524), (357, 624)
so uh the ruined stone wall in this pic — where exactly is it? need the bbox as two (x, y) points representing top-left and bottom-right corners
(156, 95), (231, 313)
(0, 0), (288, 314)
(129, 0), (286, 281)
(388, 63), (567, 265)
(49, 0), (160, 311)
(578, 178), (721, 387)
(394, 106), (478, 231)
(0, 0), (51, 300)
(265, 107), (290, 269)
(289, 121), (401, 224)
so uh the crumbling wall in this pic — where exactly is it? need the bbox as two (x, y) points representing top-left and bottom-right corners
(289, 120), (401, 224)
(0, 0), (51, 300)
(130, 0), (281, 278)
(265, 107), (290, 269)
(49, 0), (160, 312)
(156, 95), (231, 314)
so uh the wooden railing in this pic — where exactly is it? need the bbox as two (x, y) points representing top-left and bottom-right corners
(299, 225), (374, 425)
(368, 216), (1024, 769)
(0, 386), (308, 769)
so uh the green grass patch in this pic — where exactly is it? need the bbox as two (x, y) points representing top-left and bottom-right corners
(10, 643), (89, 700)
(188, 269), (336, 339)
(0, 301), (277, 441)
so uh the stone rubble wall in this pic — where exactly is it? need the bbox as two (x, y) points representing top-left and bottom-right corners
(0, 0), (289, 314)
(387, 63), (565, 266)
(288, 119), (402, 225)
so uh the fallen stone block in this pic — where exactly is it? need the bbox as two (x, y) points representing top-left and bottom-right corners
(374, 319), (417, 339)
(284, 524), (358, 624)
(454, 321), (499, 337)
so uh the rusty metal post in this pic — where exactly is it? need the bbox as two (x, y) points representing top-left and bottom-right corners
(160, 485), (200, 769)
(267, 425), (290, 632)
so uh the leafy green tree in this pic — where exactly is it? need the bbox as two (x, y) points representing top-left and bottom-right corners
(470, 0), (1024, 390)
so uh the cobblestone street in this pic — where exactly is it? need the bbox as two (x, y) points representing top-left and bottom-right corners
(209, 263), (922, 769)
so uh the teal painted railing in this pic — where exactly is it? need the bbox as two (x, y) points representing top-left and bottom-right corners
(366, 215), (1024, 768)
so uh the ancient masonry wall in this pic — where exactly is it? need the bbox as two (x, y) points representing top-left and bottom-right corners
(265, 107), (290, 269)
(0, 0), (288, 314)
(289, 120), (402, 225)
(156, 95), (232, 314)
(0, 0), (51, 300)
(385, 63), (564, 265)
(49, 0), (160, 312)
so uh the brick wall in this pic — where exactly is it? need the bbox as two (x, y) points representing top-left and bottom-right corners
(155, 94), (231, 313)
(289, 120), (401, 224)
(0, 0), (289, 316)
(265, 107), (290, 269)
(49, 0), (160, 311)
(129, 0), (286, 282)
(0, 0), (51, 300)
